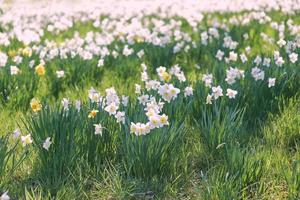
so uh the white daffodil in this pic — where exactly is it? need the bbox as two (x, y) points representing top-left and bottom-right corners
(61, 98), (69, 111)
(184, 86), (193, 97)
(0, 191), (10, 200)
(104, 102), (118, 115)
(206, 94), (213, 104)
(10, 66), (20, 75)
(212, 86), (223, 99)
(289, 52), (298, 63)
(21, 134), (32, 147)
(94, 123), (103, 136)
(43, 137), (52, 151)
(226, 88), (238, 99)
(115, 111), (125, 124)
(56, 70), (65, 78)
(75, 100), (81, 111)
(268, 78), (276, 88)
(135, 84), (141, 94)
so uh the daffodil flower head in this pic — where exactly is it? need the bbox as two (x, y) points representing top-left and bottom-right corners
(30, 98), (42, 112)
(88, 109), (99, 118)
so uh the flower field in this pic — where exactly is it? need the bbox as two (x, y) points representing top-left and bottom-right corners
(0, 0), (300, 199)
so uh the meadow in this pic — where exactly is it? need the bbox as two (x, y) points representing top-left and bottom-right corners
(0, 1), (299, 199)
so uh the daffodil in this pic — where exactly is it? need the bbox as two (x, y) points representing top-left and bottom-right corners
(88, 109), (99, 118)
(268, 78), (276, 88)
(43, 137), (52, 151)
(94, 123), (103, 136)
(161, 71), (171, 82)
(226, 88), (238, 99)
(30, 98), (42, 112)
(22, 48), (32, 57)
(21, 134), (32, 147)
(35, 64), (46, 76)
(0, 191), (10, 200)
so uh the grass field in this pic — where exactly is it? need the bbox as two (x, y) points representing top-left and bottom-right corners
(0, 1), (300, 199)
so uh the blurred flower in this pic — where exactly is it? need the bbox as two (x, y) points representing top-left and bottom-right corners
(94, 123), (103, 136)
(35, 64), (46, 76)
(97, 59), (104, 67)
(0, 191), (10, 200)
(138, 94), (149, 105)
(135, 84), (141, 94)
(289, 52), (298, 63)
(88, 109), (99, 118)
(75, 100), (81, 111)
(251, 67), (265, 81)
(13, 128), (21, 139)
(43, 137), (52, 151)
(56, 70), (65, 78)
(21, 134), (32, 147)
(268, 78), (276, 88)
(61, 98), (69, 111)
(122, 95), (129, 106)
(184, 86), (193, 97)
(206, 94), (213, 104)
(10, 66), (20, 75)
(202, 74), (213, 87)
(115, 111), (125, 124)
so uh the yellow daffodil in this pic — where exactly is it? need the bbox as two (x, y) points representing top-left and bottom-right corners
(30, 98), (42, 112)
(88, 109), (99, 118)
(8, 50), (17, 57)
(161, 72), (171, 82)
(22, 48), (32, 57)
(134, 36), (144, 43)
(35, 64), (46, 76)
